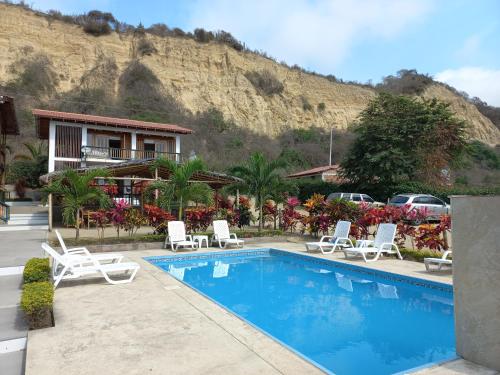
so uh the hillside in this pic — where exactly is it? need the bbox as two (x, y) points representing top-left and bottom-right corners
(1, 2), (499, 171)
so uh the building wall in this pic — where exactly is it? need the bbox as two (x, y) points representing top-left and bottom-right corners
(451, 195), (500, 371)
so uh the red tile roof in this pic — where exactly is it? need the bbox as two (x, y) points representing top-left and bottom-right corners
(32, 109), (193, 134)
(287, 165), (341, 178)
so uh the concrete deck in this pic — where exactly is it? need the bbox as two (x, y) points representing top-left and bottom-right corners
(26, 242), (492, 375)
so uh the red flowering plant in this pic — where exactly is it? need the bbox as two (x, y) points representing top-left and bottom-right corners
(185, 207), (215, 232)
(262, 200), (277, 228)
(91, 209), (109, 240)
(302, 193), (329, 237)
(215, 207), (240, 227)
(282, 196), (303, 233)
(107, 199), (129, 238)
(415, 214), (451, 251)
(236, 196), (252, 228)
(123, 208), (146, 236)
(143, 204), (176, 234)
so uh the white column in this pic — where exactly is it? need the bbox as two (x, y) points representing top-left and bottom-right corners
(175, 135), (181, 162)
(48, 121), (56, 172)
(131, 131), (137, 159)
(81, 125), (87, 168)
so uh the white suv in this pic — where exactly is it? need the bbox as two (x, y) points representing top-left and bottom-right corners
(388, 194), (450, 221)
(326, 192), (383, 206)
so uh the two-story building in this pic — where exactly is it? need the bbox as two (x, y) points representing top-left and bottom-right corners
(33, 109), (192, 172)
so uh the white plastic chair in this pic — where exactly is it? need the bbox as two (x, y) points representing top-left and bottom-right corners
(55, 229), (123, 264)
(305, 221), (353, 254)
(42, 243), (140, 288)
(211, 220), (244, 248)
(424, 250), (452, 271)
(342, 223), (402, 262)
(164, 221), (197, 252)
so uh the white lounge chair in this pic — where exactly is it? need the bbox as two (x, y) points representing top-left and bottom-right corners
(342, 223), (402, 262)
(55, 229), (123, 264)
(41, 243), (139, 288)
(164, 221), (197, 251)
(305, 220), (353, 254)
(424, 250), (452, 272)
(211, 220), (244, 248)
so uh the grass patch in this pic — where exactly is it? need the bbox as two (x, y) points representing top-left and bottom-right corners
(54, 229), (285, 247)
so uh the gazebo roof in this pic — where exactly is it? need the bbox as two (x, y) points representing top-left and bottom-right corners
(39, 159), (241, 188)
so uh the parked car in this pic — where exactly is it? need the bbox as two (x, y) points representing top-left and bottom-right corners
(388, 194), (450, 222)
(326, 192), (384, 206)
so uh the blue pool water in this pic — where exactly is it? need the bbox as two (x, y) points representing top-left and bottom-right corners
(146, 249), (455, 375)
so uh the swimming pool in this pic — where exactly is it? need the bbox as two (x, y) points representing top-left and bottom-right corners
(146, 249), (456, 375)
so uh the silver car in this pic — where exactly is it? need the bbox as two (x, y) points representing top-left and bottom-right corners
(326, 192), (384, 206)
(388, 194), (450, 221)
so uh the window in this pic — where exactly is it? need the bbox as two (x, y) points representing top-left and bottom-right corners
(327, 193), (342, 201)
(362, 194), (374, 203)
(389, 196), (409, 204)
(352, 194), (362, 202)
(412, 197), (428, 204)
(429, 197), (445, 205)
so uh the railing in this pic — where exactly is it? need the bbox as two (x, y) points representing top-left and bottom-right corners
(0, 201), (10, 223)
(81, 146), (181, 163)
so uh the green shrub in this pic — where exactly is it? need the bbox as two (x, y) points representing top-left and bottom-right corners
(317, 102), (326, 112)
(301, 96), (313, 111)
(7, 159), (48, 188)
(136, 38), (157, 57)
(399, 248), (445, 263)
(21, 281), (54, 330)
(245, 70), (284, 96)
(296, 180), (339, 202)
(23, 258), (51, 283)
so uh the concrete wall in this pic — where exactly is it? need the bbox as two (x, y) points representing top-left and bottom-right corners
(451, 195), (500, 371)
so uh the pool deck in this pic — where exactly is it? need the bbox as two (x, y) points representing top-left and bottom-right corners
(26, 242), (496, 375)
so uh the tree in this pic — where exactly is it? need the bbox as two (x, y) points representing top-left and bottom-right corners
(150, 157), (212, 219)
(229, 152), (286, 231)
(341, 93), (467, 186)
(8, 142), (48, 188)
(43, 169), (111, 240)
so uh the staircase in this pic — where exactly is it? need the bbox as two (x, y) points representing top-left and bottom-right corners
(0, 204), (48, 231)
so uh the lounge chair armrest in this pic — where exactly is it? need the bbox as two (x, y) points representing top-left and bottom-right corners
(442, 250), (452, 259)
(319, 236), (334, 243)
(230, 233), (238, 240)
(356, 239), (373, 247)
(380, 242), (398, 250)
(185, 235), (193, 241)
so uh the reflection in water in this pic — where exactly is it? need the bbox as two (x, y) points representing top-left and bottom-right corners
(377, 282), (399, 299)
(336, 272), (353, 292)
(168, 262), (208, 280)
(213, 261), (230, 278)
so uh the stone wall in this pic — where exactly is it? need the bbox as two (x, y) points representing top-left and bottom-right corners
(451, 195), (500, 371)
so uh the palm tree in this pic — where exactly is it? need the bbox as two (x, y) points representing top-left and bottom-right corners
(14, 142), (47, 161)
(229, 152), (286, 231)
(151, 157), (212, 219)
(43, 168), (111, 240)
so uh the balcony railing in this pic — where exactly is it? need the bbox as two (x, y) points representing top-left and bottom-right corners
(81, 146), (181, 163)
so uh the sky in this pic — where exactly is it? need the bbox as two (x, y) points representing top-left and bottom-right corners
(26, 0), (500, 106)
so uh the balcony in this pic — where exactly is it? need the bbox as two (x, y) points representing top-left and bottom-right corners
(81, 146), (181, 163)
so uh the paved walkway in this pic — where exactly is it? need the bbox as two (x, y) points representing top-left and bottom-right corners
(0, 230), (47, 375)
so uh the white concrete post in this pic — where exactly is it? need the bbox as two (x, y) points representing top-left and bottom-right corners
(131, 131), (137, 159)
(48, 121), (56, 172)
(81, 125), (87, 168)
(175, 135), (180, 162)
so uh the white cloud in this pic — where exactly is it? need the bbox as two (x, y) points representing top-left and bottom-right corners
(185, 0), (432, 73)
(435, 67), (500, 106)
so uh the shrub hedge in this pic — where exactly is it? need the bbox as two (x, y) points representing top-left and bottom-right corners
(21, 281), (54, 329)
(399, 248), (445, 263)
(23, 258), (51, 284)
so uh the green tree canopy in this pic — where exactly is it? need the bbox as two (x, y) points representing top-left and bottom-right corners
(341, 93), (467, 186)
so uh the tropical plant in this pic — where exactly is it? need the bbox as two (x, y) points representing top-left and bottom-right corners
(282, 197), (303, 232)
(150, 157), (213, 219)
(108, 199), (129, 238)
(229, 152), (286, 231)
(185, 207), (215, 232)
(341, 93), (467, 186)
(123, 207), (146, 236)
(14, 142), (48, 161)
(143, 204), (176, 234)
(43, 169), (111, 240)
(8, 142), (48, 188)
(91, 209), (108, 240)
